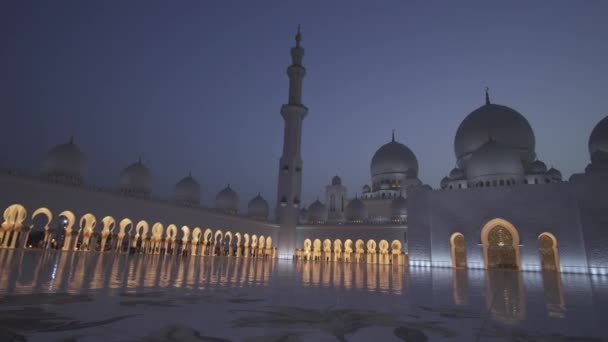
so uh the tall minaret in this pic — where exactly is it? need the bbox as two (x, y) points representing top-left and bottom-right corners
(276, 26), (308, 258)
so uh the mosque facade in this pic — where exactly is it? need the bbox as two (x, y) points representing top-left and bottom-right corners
(0, 30), (607, 275)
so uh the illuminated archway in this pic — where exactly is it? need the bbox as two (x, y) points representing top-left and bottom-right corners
(79, 213), (97, 251)
(1, 203), (27, 249)
(30, 207), (53, 248)
(481, 218), (521, 270)
(450, 233), (467, 268)
(117, 218), (133, 252)
(59, 210), (76, 251)
(538, 232), (560, 272)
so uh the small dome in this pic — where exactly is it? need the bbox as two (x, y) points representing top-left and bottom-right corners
(466, 140), (524, 181)
(455, 102), (536, 167)
(43, 137), (86, 184)
(247, 193), (269, 219)
(440, 176), (450, 189)
(589, 116), (608, 162)
(362, 184), (371, 193)
(547, 167), (562, 180)
(345, 196), (368, 222)
(528, 160), (547, 174)
(174, 173), (201, 205)
(448, 167), (465, 180)
(215, 184), (239, 214)
(370, 137), (419, 178)
(120, 158), (152, 196)
(390, 194), (407, 219)
(331, 175), (342, 185)
(307, 199), (327, 223)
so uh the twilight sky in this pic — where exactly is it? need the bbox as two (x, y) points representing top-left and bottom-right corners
(1, 1), (607, 213)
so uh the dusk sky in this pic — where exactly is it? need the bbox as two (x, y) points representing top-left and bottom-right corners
(1, 1), (607, 212)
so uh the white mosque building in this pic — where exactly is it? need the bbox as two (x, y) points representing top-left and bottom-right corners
(0, 29), (607, 275)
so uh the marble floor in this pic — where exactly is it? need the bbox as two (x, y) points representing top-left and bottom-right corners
(0, 250), (606, 341)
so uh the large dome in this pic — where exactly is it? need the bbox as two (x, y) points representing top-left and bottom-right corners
(370, 136), (419, 178)
(589, 116), (608, 162)
(466, 140), (524, 182)
(247, 193), (269, 220)
(215, 185), (239, 214)
(43, 137), (86, 183)
(119, 159), (152, 196)
(174, 173), (201, 205)
(455, 102), (535, 167)
(345, 197), (368, 222)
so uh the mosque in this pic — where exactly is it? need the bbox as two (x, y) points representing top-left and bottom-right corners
(0, 29), (607, 275)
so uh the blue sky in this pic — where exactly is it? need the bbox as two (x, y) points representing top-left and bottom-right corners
(1, 1), (607, 211)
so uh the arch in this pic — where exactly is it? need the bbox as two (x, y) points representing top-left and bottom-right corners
(152, 222), (164, 239)
(203, 228), (213, 242)
(344, 239), (353, 253)
(258, 235), (265, 249)
(1, 203), (28, 248)
(78, 213), (97, 251)
(181, 225), (191, 241)
(235, 232), (242, 246)
(379, 240), (389, 253)
(135, 220), (149, 239)
(32, 207), (53, 229)
(355, 239), (364, 252)
(265, 236), (272, 249)
(481, 218), (521, 270)
(313, 238), (321, 252)
(303, 238), (312, 251)
(243, 233), (250, 247)
(450, 233), (467, 268)
(390, 240), (402, 252)
(323, 239), (331, 251)
(166, 224), (178, 240)
(224, 231), (233, 245)
(192, 227), (202, 242)
(214, 230), (223, 244)
(333, 239), (342, 252)
(58, 210), (76, 251)
(538, 232), (560, 272)
(366, 239), (377, 253)
(119, 218), (133, 236)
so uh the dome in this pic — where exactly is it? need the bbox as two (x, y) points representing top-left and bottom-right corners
(440, 176), (450, 189)
(215, 185), (239, 213)
(466, 140), (524, 181)
(448, 167), (465, 180)
(307, 199), (327, 223)
(455, 100), (535, 167)
(247, 193), (269, 219)
(331, 175), (342, 185)
(42, 137), (86, 183)
(589, 116), (608, 162)
(370, 136), (419, 178)
(547, 167), (562, 180)
(345, 197), (368, 222)
(174, 173), (201, 205)
(390, 194), (407, 219)
(362, 184), (371, 193)
(528, 160), (547, 174)
(119, 158), (152, 196)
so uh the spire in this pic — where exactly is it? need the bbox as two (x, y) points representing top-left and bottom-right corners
(188, 170), (192, 177)
(295, 25), (302, 47)
(392, 129), (395, 142)
(485, 87), (491, 105)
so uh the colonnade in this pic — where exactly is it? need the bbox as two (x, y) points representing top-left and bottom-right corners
(0, 203), (276, 259)
(295, 238), (407, 265)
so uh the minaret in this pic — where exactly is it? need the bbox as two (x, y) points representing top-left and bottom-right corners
(276, 26), (308, 258)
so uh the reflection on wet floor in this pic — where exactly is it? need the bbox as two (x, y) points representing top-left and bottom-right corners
(0, 249), (274, 294)
(0, 249), (575, 320)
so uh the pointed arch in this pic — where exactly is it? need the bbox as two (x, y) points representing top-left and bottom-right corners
(450, 232), (467, 268)
(538, 232), (560, 272)
(481, 218), (521, 270)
